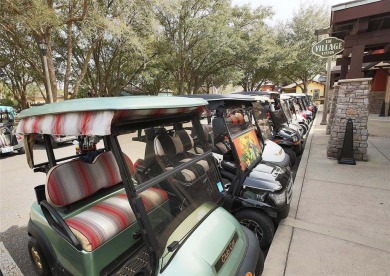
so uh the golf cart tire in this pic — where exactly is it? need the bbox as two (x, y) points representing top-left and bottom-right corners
(283, 147), (297, 167)
(300, 124), (308, 136)
(18, 147), (25, 154)
(255, 249), (265, 276)
(235, 209), (275, 249)
(28, 237), (51, 276)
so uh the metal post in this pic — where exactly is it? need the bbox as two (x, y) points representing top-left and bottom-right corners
(321, 56), (332, 125)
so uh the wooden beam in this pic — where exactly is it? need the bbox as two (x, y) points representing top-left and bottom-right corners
(332, 0), (390, 24)
(336, 52), (390, 65)
(347, 45), (365, 79)
(344, 29), (390, 48)
(342, 48), (352, 58)
(350, 18), (369, 35)
(340, 58), (349, 79)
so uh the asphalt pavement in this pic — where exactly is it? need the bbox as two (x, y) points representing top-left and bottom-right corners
(1, 108), (389, 275)
(264, 109), (390, 276)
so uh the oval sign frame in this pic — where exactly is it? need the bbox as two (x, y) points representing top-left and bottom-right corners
(312, 37), (344, 58)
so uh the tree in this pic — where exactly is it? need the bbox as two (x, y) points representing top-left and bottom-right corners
(0, 0), (165, 102)
(275, 2), (329, 92)
(0, 21), (41, 108)
(155, 0), (244, 95)
(232, 5), (276, 91)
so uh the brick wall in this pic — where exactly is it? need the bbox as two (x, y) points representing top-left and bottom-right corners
(368, 91), (385, 114)
(326, 84), (340, 135)
(327, 78), (371, 161)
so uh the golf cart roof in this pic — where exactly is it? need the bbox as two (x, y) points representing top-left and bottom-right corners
(280, 94), (292, 99)
(0, 105), (15, 113)
(180, 94), (256, 110)
(282, 93), (307, 97)
(17, 96), (207, 136)
(235, 91), (279, 95)
(235, 91), (280, 100)
(181, 93), (255, 101)
(251, 95), (273, 102)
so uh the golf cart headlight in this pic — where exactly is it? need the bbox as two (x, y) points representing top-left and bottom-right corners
(269, 191), (286, 206)
(242, 187), (267, 202)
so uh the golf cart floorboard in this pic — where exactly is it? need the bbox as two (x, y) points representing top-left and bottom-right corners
(115, 247), (149, 275)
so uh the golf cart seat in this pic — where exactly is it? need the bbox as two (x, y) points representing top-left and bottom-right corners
(45, 151), (168, 252)
(211, 117), (232, 155)
(211, 115), (246, 175)
(154, 129), (210, 183)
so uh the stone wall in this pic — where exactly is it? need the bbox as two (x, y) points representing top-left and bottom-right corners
(368, 90), (385, 114)
(326, 83), (340, 135)
(327, 78), (371, 161)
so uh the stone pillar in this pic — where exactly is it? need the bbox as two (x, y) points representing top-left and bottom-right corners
(326, 83), (340, 135)
(327, 78), (371, 161)
(385, 72), (390, 116)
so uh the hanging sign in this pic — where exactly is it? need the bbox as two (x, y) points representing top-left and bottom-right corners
(312, 37), (344, 58)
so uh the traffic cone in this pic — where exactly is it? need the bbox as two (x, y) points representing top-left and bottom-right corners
(338, 118), (356, 165)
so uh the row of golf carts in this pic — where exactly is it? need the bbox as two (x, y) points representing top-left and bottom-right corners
(16, 92), (316, 275)
(0, 106), (25, 155)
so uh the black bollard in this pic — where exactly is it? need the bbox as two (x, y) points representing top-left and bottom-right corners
(388, 102), (390, 116)
(379, 100), (385, 117)
(338, 118), (356, 165)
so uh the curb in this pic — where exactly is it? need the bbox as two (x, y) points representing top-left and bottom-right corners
(263, 110), (321, 276)
(0, 242), (23, 276)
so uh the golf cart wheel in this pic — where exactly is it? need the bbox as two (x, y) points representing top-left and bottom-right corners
(255, 249), (265, 276)
(300, 124), (308, 135)
(28, 237), (51, 276)
(18, 147), (25, 154)
(283, 147), (297, 167)
(235, 209), (275, 249)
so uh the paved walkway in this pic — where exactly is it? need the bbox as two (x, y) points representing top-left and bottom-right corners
(264, 109), (390, 276)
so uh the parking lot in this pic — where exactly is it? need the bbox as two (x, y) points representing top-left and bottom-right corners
(1, 144), (69, 275)
(0, 131), (303, 275)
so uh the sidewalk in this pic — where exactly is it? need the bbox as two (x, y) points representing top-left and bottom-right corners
(264, 108), (390, 276)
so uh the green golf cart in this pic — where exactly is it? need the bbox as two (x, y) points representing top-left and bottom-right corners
(17, 97), (263, 276)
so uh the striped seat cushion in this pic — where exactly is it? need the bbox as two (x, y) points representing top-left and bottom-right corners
(46, 151), (122, 207)
(154, 130), (210, 184)
(166, 159), (210, 183)
(227, 113), (245, 125)
(65, 188), (168, 251)
(215, 141), (230, 154)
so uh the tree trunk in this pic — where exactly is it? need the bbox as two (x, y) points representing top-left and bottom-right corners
(73, 38), (100, 97)
(303, 79), (308, 93)
(63, 21), (73, 100)
(45, 31), (58, 102)
(21, 83), (28, 109)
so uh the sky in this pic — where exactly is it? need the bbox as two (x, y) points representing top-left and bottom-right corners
(231, 0), (350, 25)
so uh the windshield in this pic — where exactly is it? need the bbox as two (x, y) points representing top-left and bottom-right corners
(270, 105), (288, 131)
(302, 97), (310, 107)
(224, 106), (263, 171)
(0, 110), (14, 124)
(116, 118), (222, 271)
(252, 102), (273, 141)
(280, 100), (292, 122)
(298, 98), (307, 110)
(293, 98), (303, 112)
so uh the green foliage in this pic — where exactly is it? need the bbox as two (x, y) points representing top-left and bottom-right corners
(233, 6), (277, 91)
(1, 0), (332, 104)
(274, 2), (329, 91)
